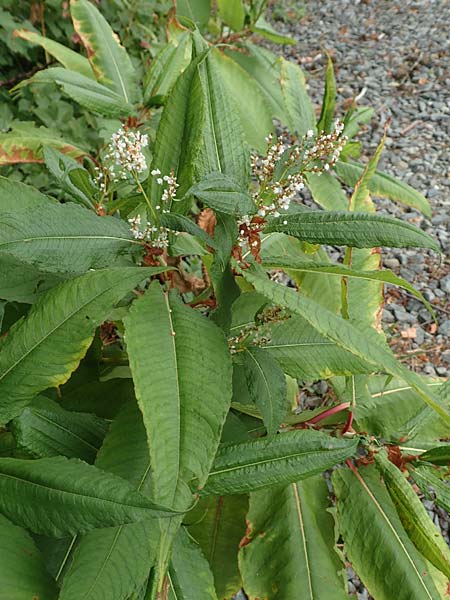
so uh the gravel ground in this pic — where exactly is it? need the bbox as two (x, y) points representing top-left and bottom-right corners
(235, 3), (449, 599)
(270, 0), (450, 378)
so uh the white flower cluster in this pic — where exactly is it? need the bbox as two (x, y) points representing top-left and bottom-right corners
(303, 120), (347, 173)
(150, 169), (178, 210)
(127, 169), (180, 249)
(237, 121), (347, 259)
(105, 127), (149, 181)
(128, 214), (172, 248)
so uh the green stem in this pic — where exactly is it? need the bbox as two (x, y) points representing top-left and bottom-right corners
(133, 172), (158, 223)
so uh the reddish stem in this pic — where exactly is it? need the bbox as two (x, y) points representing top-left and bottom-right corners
(341, 410), (354, 435)
(305, 402), (351, 426)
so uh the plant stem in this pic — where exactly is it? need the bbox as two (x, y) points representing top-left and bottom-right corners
(133, 171), (158, 223)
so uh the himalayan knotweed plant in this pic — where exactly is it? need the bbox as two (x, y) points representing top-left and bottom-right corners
(0, 1), (448, 599)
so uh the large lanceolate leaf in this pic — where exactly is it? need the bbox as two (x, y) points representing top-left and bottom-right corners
(0, 127), (86, 164)
(177, 0), (211, 28)
(212, 49), (274, 152)
(263, 257), (433, 314)
(411, 467), (450, 514)
(0, 202), (142, 275)
(243, 266), (450, 423)
(225, 44), (286, 122)
(0, 175), (55, 212)
(0, 455), (173, 537)
(168, 528), (218, 600)
(354, 376), (448, 444)
(59, 403), (159, 600)
(217, 0), (245, 30)
(187, 495), (249, 598)
(70, 0), (138, 104)
(333, 465), (445, 600)
(0, 267), (166, 424)
(374, 449), (450, 579)
(0, 254), (64, 303)
(0, 514), (58, 599)
(419, 446), (450, 466)
(124, 282), (232, 509)
(317, 54), (336, 133)
(14, 29), (94, 79)
(335, 161), (431, 217)
(279, 57), (316, 137)
(195, 51), (249, 191)
(186, 172), (255, 216)
(264, 211), (440, 252)
(24, 67), (133, 117)
(202, 429), (358, 495)
(143, 33), (192, 102)
(241, 346), (287, 434)
(11, 396), (107, 463)
(148, 54), (206, 209)
(240, 475), (347, 600)
(306, 172), (348, 211)
(262, 316), (372, 379)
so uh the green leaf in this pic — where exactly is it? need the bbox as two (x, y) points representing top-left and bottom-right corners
(250, 16), (296, 45)
(349, 127), (386, 212)
(333, 465), (445, 600)
(70, 0), (138, 104)
(229, 291), (267, 335)
(11, 396), (107, 462)
(168, 528), (218, 600)
(211, 49), (274, 153)
(343, 106), (375, 139)
(335, 161), (432, 217)
(411, 466), (450, 514)
(186, 171), (255, 216)
(262, 315), (373, 379)
(148, 53), (207, 211)
(374, 449), (450, 579)
(262, 257), (434, 315)
(0, 175), (56, 212)
(241, 346), (287, 434)
(186, 495), (248, 598)
(23, 67), (134, 117)
(124, 282), (232, 509)
(143, 34), (192, 102)
(419, 446), (450, 466)
(43, 146), (97, 209)
(306, 172), (348, 211)
(177, 0), (211, 28)
(239, 475), (347, 599)
(353, 376), (449, 444)
(264, 211), (440, 252)
(0, 126), (86, 165)
(0, 513), (58, 599)
(195, 52), (250, 192)
(0, 454), (174, 537)
(0, 267), (166, 424)
(0, 202), (142, 275)
(59, 403), (160, 600)
(225, 43), (287, 123)
(159, 213), (217, 249)
(279, 57), (316, 137)
(242, 265), (450, 423)
(317, 54), (336, 133)
(14, 28), (94, 79)
(217, 0), (245, 30)
(202, 429), (358, 495)
(0, 254), (64, 303)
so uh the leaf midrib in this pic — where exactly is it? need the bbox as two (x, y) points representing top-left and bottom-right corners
(79, 462), (152, 599)
(350, 469), (434, 600)
(84, 3), (130, 103)
(210, 446), (351, 477)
